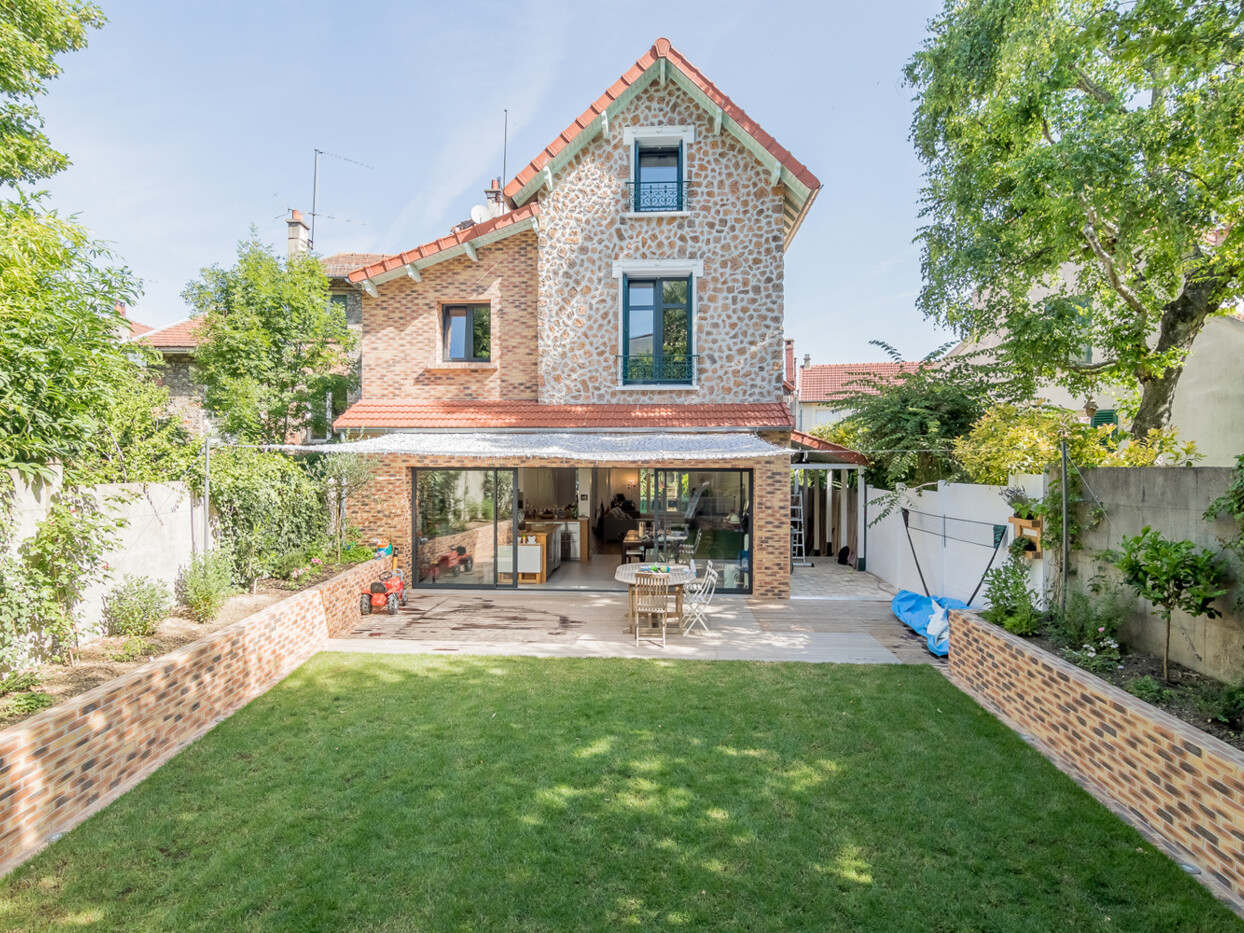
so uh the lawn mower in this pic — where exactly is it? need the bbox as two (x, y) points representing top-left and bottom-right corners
(359, 569), (407, 615)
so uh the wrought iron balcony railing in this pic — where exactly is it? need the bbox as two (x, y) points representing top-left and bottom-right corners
(618, 354), (698, 385)
(626, 180), (691, 212)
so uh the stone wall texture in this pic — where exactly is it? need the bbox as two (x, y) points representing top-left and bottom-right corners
(0, 561), (374, 876)
(359, 232), (539, 401)
(350, 453), (790, 598)
(949, 608), (1244, 907)
(535, 81), (787, 405)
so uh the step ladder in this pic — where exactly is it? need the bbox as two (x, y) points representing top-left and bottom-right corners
(791, 489), (813, 568)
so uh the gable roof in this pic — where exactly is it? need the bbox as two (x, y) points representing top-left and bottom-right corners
(347, 203), (540, 287)
(503, 37), (820, 247)
(334, 399), (792, 432)
(127, 319), (154, 338)
(799, 362), (919, 403)
(135, 317), (204, 350)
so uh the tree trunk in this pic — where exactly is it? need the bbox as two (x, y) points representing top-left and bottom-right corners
(1163, 610), (1171, 682)
(1130, 264), (1221, 439)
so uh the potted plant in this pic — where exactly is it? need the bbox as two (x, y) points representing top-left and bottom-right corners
(1002, 485), (1037, 520)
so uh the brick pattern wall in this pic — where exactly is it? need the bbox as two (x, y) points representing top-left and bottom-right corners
(534, 80), (787, 405)
(949, 609), (1244, 903)
(349, 452), (791, 599)
(0, 561), (374, 875)
(359, 233), (539, 400)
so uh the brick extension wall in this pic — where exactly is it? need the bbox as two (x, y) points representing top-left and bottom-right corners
(351, 451), (791, 598)
(949, 609), (1244, 905)
(0, 560), (375, 875)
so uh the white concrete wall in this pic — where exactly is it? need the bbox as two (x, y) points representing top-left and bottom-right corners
(6, 470), (204, 642)
(864, 475), (1047, 609)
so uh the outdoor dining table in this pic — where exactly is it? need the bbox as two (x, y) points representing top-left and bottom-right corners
(614, 562), (696, 631)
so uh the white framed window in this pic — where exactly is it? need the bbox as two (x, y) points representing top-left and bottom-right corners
(623, 126), (696, 215)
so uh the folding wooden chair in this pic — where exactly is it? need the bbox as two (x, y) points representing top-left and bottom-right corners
(633, 571), (671, 648)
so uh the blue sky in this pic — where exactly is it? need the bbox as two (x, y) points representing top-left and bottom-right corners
(39, 0), (956, 365)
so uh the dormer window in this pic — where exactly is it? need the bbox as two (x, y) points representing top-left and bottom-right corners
(624, 126), (695, 215)
(633, 144), (683, 211)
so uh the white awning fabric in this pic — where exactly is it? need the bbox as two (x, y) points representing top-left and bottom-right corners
(275, 432), (790, 462)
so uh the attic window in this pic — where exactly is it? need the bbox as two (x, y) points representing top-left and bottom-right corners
(623, 125), (695, 215)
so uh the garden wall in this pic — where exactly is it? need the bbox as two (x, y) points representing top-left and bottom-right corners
(865, 476), (1047, 608)
(0, 560), (373, 875)
(6, 467), (207, 646)
(949, 608), (1244, 906)
(1070, 467), (1242, 681)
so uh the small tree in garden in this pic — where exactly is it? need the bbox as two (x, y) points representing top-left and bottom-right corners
(1114, 527), (1226, 681)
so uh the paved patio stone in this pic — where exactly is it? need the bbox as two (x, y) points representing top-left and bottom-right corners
(788, 561), (897, 600)
(327, 590), (937, 665)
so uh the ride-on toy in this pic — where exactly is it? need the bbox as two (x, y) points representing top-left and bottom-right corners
(359, 570), (406, 615)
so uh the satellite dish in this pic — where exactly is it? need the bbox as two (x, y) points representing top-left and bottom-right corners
(469, 204), (490, 224)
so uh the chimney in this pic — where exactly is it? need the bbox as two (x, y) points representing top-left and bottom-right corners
(784, 339), (795, 386)
(115, 300), (127, 318)
(802, 353), (811, 369)
(287, 209), (310, 260)
(484, 177), (506, 217)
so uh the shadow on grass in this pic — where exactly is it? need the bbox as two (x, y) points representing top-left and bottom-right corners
(0, 656), (1240, 932)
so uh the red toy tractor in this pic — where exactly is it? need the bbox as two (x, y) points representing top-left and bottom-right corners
(359, 569), (406, 615)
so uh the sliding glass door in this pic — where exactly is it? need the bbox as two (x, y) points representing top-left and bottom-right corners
(639, 468), (753, 593)
(412, 469), (517, 588)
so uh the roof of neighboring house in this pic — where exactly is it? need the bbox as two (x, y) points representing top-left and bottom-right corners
(127, 319), (154, 338)
(348, 203), (541, 285)
(334, 399), (793, 432)
(500, 37), (821, 245)
(789, 430), (870, 467)
(321, 252), (388, 278)
(136, 317), (204, 350)
(799, 362), (919, 403)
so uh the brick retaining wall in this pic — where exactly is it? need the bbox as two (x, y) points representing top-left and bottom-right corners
(0, 560), (374, 875)
(949, 608), (1244, 905)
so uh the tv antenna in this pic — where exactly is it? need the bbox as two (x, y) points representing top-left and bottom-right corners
(502, 109), (508, 188)
(310, 148), (375, 249)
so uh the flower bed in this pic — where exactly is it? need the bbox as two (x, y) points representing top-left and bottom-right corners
(949, 607), (1244, 908)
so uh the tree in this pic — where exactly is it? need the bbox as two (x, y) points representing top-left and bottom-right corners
(1114, 526), (1226, 680)
(955, 403), (1200, 484)
(907, 0), (1244, 439)
(817, 342), (989, 489)
(184, 234), (355, 444)
(0, 1), (139, 480)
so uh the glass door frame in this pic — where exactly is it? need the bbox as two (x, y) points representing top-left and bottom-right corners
(410, 467), (519, 590)
(643, 466), (754, 594)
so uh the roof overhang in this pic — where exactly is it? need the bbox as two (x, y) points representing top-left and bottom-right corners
(789, 430), (869, 466)
(274, 432), (791, 462)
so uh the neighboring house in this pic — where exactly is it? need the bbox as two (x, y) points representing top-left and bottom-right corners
(794, 359), (918, 431)
(331, 37), (827, 598)
(946, 312), (1244, 465)
(126, 213), (371, 438)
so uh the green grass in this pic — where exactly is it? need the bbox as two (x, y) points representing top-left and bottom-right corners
(1, 656), (1239, 932)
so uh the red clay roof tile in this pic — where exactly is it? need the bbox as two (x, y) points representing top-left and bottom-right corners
(334, 400), (792, 432)
(321, 252), (388, 278)
(347, 203), (540, 284)
(798, 362), (919, 403)
(138, 317), (204, 349)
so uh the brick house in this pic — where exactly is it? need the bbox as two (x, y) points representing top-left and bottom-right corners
(329, 37), (827, 598)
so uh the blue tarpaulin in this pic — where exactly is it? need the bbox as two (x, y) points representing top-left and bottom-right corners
(891, 590), (970, 657)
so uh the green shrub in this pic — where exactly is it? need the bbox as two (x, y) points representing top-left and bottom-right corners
(341, 543), (375, 564)
(1126, 675), (1172, 706)
(0, 670), (41, 696)
(5, 691), (54, 715)
(179, 549), (234, 623)
(1198, 680), (1244, 728)
(981, 549), (1039, 635)
(1046, 583), (1129, 651)
(109, 637), (154, 663)
(103, 574), (171, 637)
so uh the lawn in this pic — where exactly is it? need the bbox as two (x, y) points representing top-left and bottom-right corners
(1, 656), (1239, 932)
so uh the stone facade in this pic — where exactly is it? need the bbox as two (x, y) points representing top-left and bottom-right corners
(153, 352), (209, 435)
(950, 608), (1244, 909)
(358, 233), (539, 401)
(0, 561), (373, 875)
(535, 82), (786, 405)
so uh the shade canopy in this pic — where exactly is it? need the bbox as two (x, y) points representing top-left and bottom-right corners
(277, 432), (791, 463)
